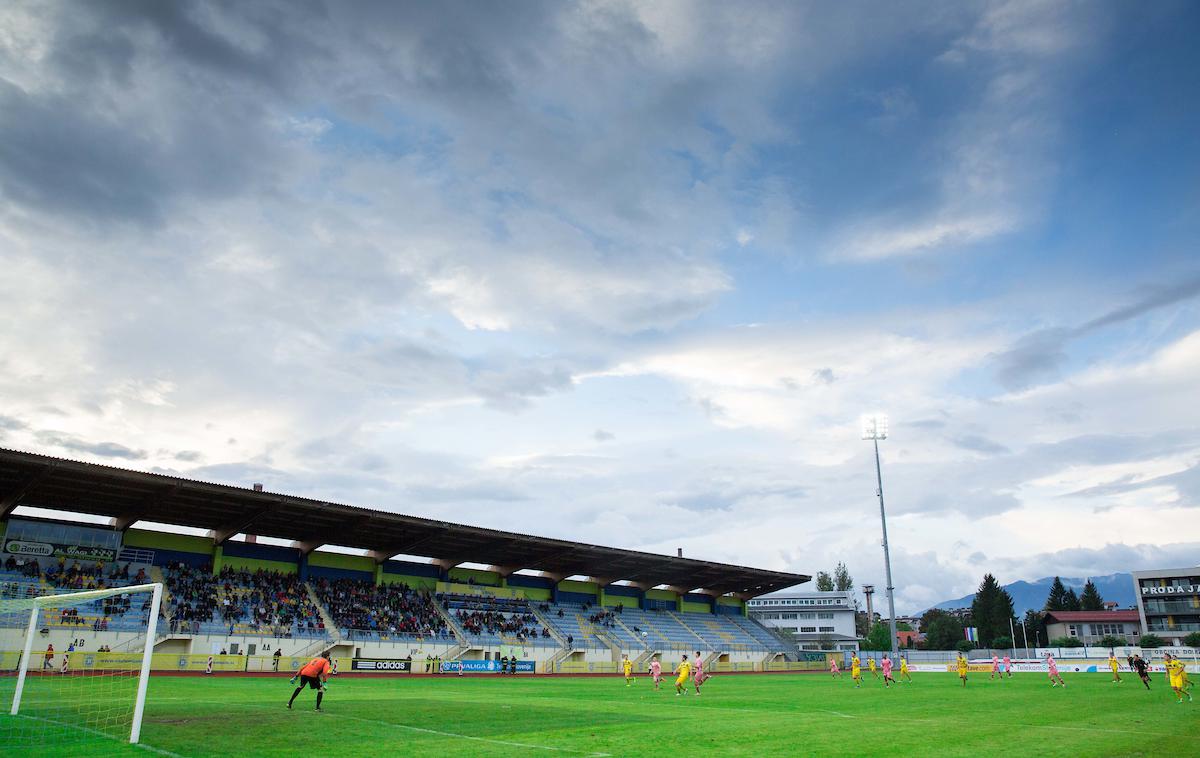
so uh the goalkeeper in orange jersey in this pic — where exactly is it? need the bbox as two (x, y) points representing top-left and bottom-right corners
(288, 652), (332, 711)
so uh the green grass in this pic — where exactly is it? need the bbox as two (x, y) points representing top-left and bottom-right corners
(3, 672), (1197, 757)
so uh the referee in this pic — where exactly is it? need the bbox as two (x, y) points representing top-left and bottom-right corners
(288, 651), (332, 711)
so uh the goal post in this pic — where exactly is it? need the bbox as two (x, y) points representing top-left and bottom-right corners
(2, 581), (163, 747)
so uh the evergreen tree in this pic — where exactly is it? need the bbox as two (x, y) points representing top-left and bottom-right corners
(1044, 576), (1069, 611)
(1022, 609), (1047, 648)
(970, 573), (1015, 648)
(924, 614), (966, 650)
(833, 562), (854, 592)
(815, 571), (835, 592)
(862, 622), (892, 651)
(1079, 580), (1105, 611)
(1063, 587), (1081, 611)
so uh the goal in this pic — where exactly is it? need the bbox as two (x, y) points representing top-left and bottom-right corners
(0, 582), (163, 749)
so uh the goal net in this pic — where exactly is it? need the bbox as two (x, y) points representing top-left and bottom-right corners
(0, 582), (162, 752)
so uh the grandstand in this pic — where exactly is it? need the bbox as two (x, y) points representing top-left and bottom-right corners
(0, 448), (808, 671)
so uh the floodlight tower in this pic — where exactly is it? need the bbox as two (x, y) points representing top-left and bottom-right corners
(862, 414), (898, 659)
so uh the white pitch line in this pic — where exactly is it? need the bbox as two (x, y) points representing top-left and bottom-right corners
(12, 714), (188, 758)
(162, 698), (611, 756)
(334, 712), (613, 756)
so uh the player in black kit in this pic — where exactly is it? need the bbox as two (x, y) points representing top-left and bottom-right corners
(1130, 654), (1151, 690)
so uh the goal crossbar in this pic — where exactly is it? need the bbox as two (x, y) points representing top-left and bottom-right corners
(8, 581), (163, 744)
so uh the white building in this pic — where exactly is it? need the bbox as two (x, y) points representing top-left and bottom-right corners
(747, 590), (859, 651)
(1132, 567), (1200, 644)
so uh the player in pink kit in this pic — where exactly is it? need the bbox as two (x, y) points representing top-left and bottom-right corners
(990, 654), (1000, 680)
(1002, 655), (1012, 678)
(692, 651), (706, 695)
(881, 654), (895, 688)
(1046, 653), (1067, 687)
(830, 657), (841, 678)
(649, 656), (663, 691)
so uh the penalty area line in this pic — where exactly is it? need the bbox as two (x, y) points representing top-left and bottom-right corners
(12, 714), (188, 758)
(333, 712), (613, 756)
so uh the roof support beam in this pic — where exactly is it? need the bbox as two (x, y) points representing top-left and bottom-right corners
(294, 515), (372, 556)
(0, 465), (53, 519)
(377, 531), (443, 559)
(487, 564), (521, 578)
(538, 571), (567, 583)
(111, 484), (180, 531)
(211, 500), (283, 544)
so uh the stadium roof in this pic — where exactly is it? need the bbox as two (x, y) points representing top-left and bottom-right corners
(1043, 610), (1140, 623)
(0, 448), (808, 598)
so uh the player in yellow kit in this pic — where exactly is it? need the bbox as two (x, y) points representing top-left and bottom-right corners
(850, 653), (862, 689)
(674, 654), (692, 696)
(868, 657), (878, 679)
(956, 652), (969, 687)
(622, 654), (634, 687)
(1108, 654), (1121, 683)
(1165, 654), (1192, 703)
(899, 656), (912, 683)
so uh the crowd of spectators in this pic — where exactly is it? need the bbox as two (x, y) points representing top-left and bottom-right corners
(587, 606), (622, 631)
(164, 563), (321, 637)
(313, 578), (448, 638)
(453, 605), (550, 641)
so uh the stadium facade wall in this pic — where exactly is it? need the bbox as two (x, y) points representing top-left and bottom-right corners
(382, 559), (440, 578)
(307, 564), (373, 582)
(557, 591), (596, 604)
(222, 540), (299, 564)
(507, 574), (553, 589)
(681, 600), (711, 614)
(147, 547), (211, 569)
(123, 528), (213, 556)
(307, 551), (375, 573)
(449, 567), (500, 586)
(220, 555), (298, 575)
(380, 573), (438, 590)
(558, 579), (598, 597)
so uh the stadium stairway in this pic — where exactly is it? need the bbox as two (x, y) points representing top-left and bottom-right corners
(302, 582), (341, 639)
(430, 596), (470, 649)
(529, 605), (569, 648)
(666, 611), (716, 648)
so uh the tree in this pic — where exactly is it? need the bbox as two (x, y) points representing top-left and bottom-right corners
(955, 640), (976, 653)
(815, 571), (835, 592)
(817, 632), (836, 650)
(970, 573), (1016, 648)
(918, 608), (948, 633)
(1139, 634), (1165, 649)
(833, 562), (854, 592)
(1079, 580), (1105, 611)
(896, 621), (913, 632)
(1063, 588), (1081, 611)
(991, 635), (1012, 649)
(924, 612), (965, 650)
(1049, 636), (1084, 648)
(1183, 632), (1200, 648)
(1022, 609), (1047, 647)
(862, 622), (892, 651)
(1044, 577), (1070, 611)
(1097, 635), (1128, 648)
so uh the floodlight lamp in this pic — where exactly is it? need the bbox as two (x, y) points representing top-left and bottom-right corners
(860, 414), (889, 440)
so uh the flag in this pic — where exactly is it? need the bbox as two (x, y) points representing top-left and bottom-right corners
(965, 627), (979, 642)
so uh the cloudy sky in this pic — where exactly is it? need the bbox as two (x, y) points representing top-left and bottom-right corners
(2, 0), (1198, 611)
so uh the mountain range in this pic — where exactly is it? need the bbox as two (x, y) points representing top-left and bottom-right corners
(930, 573), (1137, 616)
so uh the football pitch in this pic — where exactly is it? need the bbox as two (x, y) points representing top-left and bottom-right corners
(5, 672), (1198, 757)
